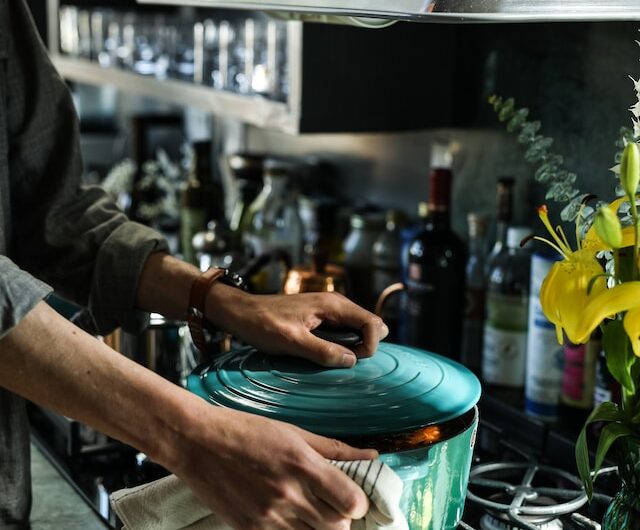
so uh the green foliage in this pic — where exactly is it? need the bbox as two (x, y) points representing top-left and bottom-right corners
(575, 401), (626, 500)
(602, 320), (637, 394)
(488, 95), (583, 221)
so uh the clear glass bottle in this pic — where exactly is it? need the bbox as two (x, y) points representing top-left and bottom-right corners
(461, 212), (488, 373)
(372, 210), (406, 341)
(343, 210), (385, 311)
(482, 226), (531, 397)
(243, 160), (303, 293)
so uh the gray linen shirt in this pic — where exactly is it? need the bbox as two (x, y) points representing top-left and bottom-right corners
(0, 1), (168, 527)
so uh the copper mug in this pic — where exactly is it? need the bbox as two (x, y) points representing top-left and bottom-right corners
(283, 263), (347, 295)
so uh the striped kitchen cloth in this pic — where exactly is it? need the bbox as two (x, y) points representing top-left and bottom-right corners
(110, 459), (408, 530)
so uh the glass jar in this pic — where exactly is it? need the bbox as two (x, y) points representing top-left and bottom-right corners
(343, 210), (385, 310)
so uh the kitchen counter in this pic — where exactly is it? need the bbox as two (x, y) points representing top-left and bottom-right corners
(30, 442), (112, 530)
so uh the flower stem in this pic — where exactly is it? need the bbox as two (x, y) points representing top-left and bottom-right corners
(630, 195), (639, 280)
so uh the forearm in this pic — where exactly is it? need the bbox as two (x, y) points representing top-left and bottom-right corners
(0, 301), (207, 470)
(135, 252), (250, 332)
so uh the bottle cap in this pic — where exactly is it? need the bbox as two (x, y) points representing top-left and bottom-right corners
(428, 168), (452, 212)
(496, 177), (515, 222)
(467, 212), (488, 238)
(506, 226), (532, 249)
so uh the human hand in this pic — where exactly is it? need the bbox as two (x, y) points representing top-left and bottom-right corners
(206, 286), (388, 368)
(173, 402), (378, 530)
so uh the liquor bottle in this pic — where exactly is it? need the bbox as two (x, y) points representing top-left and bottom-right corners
(180, 141), (225, 265)
(460, 213), (488, 373)
(372, 210), (406, 341)
(487, 177), (515, 270)
(406, 167), (466, 359)
(525, 251), (564, 421)
(243, 158), (303, 293)
(482, 226), (531, 398)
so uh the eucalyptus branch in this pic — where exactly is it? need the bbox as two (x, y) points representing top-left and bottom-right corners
(489, 95), (587, 222)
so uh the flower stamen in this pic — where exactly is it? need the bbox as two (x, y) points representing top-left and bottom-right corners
(533, 236), (568, 259)
(537, 205), (573, 256)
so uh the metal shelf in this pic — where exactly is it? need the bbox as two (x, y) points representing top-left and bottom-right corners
(135, 0), (640, 23)
(52, 57), (301, 133)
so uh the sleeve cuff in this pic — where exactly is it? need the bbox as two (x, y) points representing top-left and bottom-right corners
(0, 256), (53, 340)
(89, 221), (169, 335)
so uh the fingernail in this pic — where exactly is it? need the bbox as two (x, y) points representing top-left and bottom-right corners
(380, 323), (389, 340)
(341, 353), (356, 368)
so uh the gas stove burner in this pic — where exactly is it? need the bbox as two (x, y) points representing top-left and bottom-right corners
(479, 495), (564, 530)
(466, 462), (587, 530)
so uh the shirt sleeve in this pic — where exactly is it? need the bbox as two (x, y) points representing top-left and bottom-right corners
(3, 0), (169, 335)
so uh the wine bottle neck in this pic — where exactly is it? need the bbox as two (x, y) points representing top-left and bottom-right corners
(426, 209), (450, 229)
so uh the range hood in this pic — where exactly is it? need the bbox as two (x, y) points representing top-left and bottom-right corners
(137, 0), (640, 23)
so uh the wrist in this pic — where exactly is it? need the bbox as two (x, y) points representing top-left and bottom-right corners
(204, 281), (252, 335)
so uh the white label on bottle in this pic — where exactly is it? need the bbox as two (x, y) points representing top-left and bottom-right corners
(482, 325), (527, 386)
(482, 291), (528, 386)
(525, 253), (563, 416)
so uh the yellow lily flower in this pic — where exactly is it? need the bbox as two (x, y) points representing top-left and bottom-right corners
(537, 202), (640, 356)
(535, 205), (608, 344)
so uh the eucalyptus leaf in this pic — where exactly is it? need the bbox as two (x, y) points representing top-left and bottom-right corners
(498, 98), (515, 121)
(602, 320), (636, 394)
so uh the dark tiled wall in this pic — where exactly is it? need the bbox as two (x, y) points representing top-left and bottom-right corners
(244, 21), (640, 239)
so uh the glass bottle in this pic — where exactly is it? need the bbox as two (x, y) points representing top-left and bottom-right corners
(487, 177), (515, 271)
(460, 212), (488, 373)
(228, 153), (265, 246)
(180, 141), (225, 265)
(405, 167), (466, 359)
(482, 226), (531, 398)
(343, 210), (385, 311)
(560, 330), (600, 429)
(524, 251), (564, 421)
(372, 210), (406, 341)
(243, 159), (303, 293)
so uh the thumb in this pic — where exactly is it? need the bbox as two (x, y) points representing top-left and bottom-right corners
(301, 430), (378, 461)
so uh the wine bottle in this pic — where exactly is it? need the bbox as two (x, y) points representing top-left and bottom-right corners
(482, 226), (531, 399)
(487, 177), (515, 271)
(406, 167), (466, 359)
(180, 141), (225, 265)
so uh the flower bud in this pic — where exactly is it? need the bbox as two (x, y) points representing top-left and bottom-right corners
(620, 142), (640, 198)
(594, 205), (623, 249)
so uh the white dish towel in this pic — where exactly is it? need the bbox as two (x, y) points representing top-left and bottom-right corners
(110, 459), (408, 530)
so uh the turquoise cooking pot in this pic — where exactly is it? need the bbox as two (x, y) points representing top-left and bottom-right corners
(188, 337), (481, 530)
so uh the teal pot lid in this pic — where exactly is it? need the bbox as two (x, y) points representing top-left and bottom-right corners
(188, 342), (481, 437)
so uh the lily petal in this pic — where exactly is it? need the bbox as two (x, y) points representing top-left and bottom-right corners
(583, 225), (635, 251)
(572, 282), (640, 344)
(624, 307), (640, 357)
(540, 249), (607, 344)
(583, 194), (635, 250)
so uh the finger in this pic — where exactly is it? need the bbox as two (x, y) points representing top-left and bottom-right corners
(290, 331), (358, 368)
(316, 295), (388, 358)
(309, 461), (370, 520)
(296, 495), (350, 530)
(301, 429), (378, 461)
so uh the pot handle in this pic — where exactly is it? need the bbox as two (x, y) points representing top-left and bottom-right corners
(374, 282), (405, 317)
(311, 325), (362, 347)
